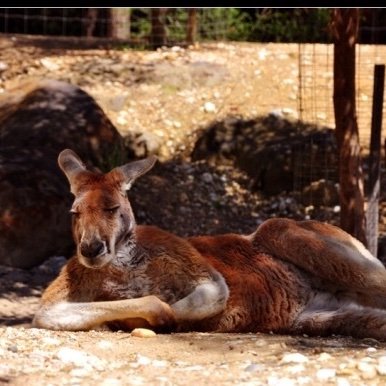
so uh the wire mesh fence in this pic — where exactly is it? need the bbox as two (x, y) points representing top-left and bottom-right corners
(0, 9), (236, 44)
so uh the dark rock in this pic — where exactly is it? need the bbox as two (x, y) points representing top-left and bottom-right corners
(191, 115), (338, 197)
(301, 179), (339, 207)
(0, 79), (126, 268)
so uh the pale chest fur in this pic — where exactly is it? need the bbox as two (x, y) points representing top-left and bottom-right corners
(92, 253), (203, 305)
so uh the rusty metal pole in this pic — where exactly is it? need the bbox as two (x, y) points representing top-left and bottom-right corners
(366, 64), (385, 256)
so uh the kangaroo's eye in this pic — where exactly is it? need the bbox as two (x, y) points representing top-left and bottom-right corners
(105, 206), (120, 214)
(70, 209), (80, 217)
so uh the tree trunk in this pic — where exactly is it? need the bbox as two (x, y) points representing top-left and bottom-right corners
(109, 8), (131, 39)
(186, 9), (197, 45)
(150, 8), (167, 49)
(331, 9), (367, 245)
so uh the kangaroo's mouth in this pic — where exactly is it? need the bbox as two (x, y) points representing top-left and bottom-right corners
(78, 250), (113, 269)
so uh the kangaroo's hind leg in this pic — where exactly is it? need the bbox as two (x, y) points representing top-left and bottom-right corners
(252, 218), (386, 307)
(294, 300), (386, 341)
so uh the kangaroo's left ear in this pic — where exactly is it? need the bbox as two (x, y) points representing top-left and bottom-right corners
(58, 149), (90, 193)
(113, 155), (157, 191)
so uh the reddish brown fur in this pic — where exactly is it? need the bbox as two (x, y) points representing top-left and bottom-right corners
(33, 150), (386, 340)
(185, 234), (308, 333)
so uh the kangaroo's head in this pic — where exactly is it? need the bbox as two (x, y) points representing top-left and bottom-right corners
(58, 149), (156, 269)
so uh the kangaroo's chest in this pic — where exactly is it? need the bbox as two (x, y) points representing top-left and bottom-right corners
(95, 265), (151, 301)
(94, 261), (188, 304)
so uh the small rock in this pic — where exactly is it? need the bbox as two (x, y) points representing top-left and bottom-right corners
(288, 364), (306, 374)
(8, 345), (18, 353)
(282, 107), (296, 117)
(56, 347), (103, 369)
(202, 172), (213, 184)
(258, 48), (269, 60)
(97, 340), (114, 349)
(0, 61), (8, 71)
(376, 356), (386, 375)
(70, 368), (91, 377)
(131, 328), (157, 338)
(377, 361), (386, 376)
(280, 352), (309, 364)
(109, 95), (127, 112)
(357, 361), (377, 379)
(40, 57), (60, 71)
(42, 337), (61, 346)
(318, 352), (332, 361)
(203, 101), (216, 113)
(117, 114), (128, 125)
(151, 359), (168, 368)
(244, 363), (263, 372)
(316, 368), (336, 380)
(336, 378), (351, 386)
(135, 354), (152, 366)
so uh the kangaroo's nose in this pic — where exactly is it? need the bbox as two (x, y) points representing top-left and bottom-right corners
(80, 240), (105, 258)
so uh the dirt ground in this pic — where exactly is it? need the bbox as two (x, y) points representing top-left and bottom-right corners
(2, 35), (386, 385)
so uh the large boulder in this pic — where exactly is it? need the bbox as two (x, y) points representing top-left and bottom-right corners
(0, 79), (126, 268)
(191, 114), (338, 198)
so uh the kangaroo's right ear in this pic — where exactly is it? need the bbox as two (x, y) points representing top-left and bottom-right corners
(114, 155), (157, 191)
(58, 149), (87, 190)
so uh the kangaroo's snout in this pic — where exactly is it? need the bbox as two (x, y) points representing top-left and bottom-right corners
(80, 240), (106, 259)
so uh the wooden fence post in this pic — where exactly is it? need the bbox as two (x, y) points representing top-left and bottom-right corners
(331, 9), (367, 245)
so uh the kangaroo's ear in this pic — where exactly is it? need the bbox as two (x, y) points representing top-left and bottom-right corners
(114, 155), (157, 191)
(58, 149), (88, 191)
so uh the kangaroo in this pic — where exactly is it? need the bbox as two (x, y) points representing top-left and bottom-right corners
(33, 149), (386, 340)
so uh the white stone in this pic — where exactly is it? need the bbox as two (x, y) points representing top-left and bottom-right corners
(203, 101), (216, 113)
(282, 107), (297, 117)
(296, 376), (312, 385)
(42, 337), (61, 346)
(117, 115), (128, 125)
(56, 347), (104, 369)
(336, 378), (351, 386)
(357, 361), (377, 379)
(152, 359), (168, 367)
(377, 361), (386, 376)
(97, 340), (114, 349)
(0, 61), (8, 71)
(70, 367), (91, 377)
(258, 49), (269, 60)
(287, 364), (306, 374)
(316, 368), (336, 380)
(40, 57), (60, 71)
(281, 352), (309, 364)
(318, 352), (332, 361)
(136, 354), (152, 366)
